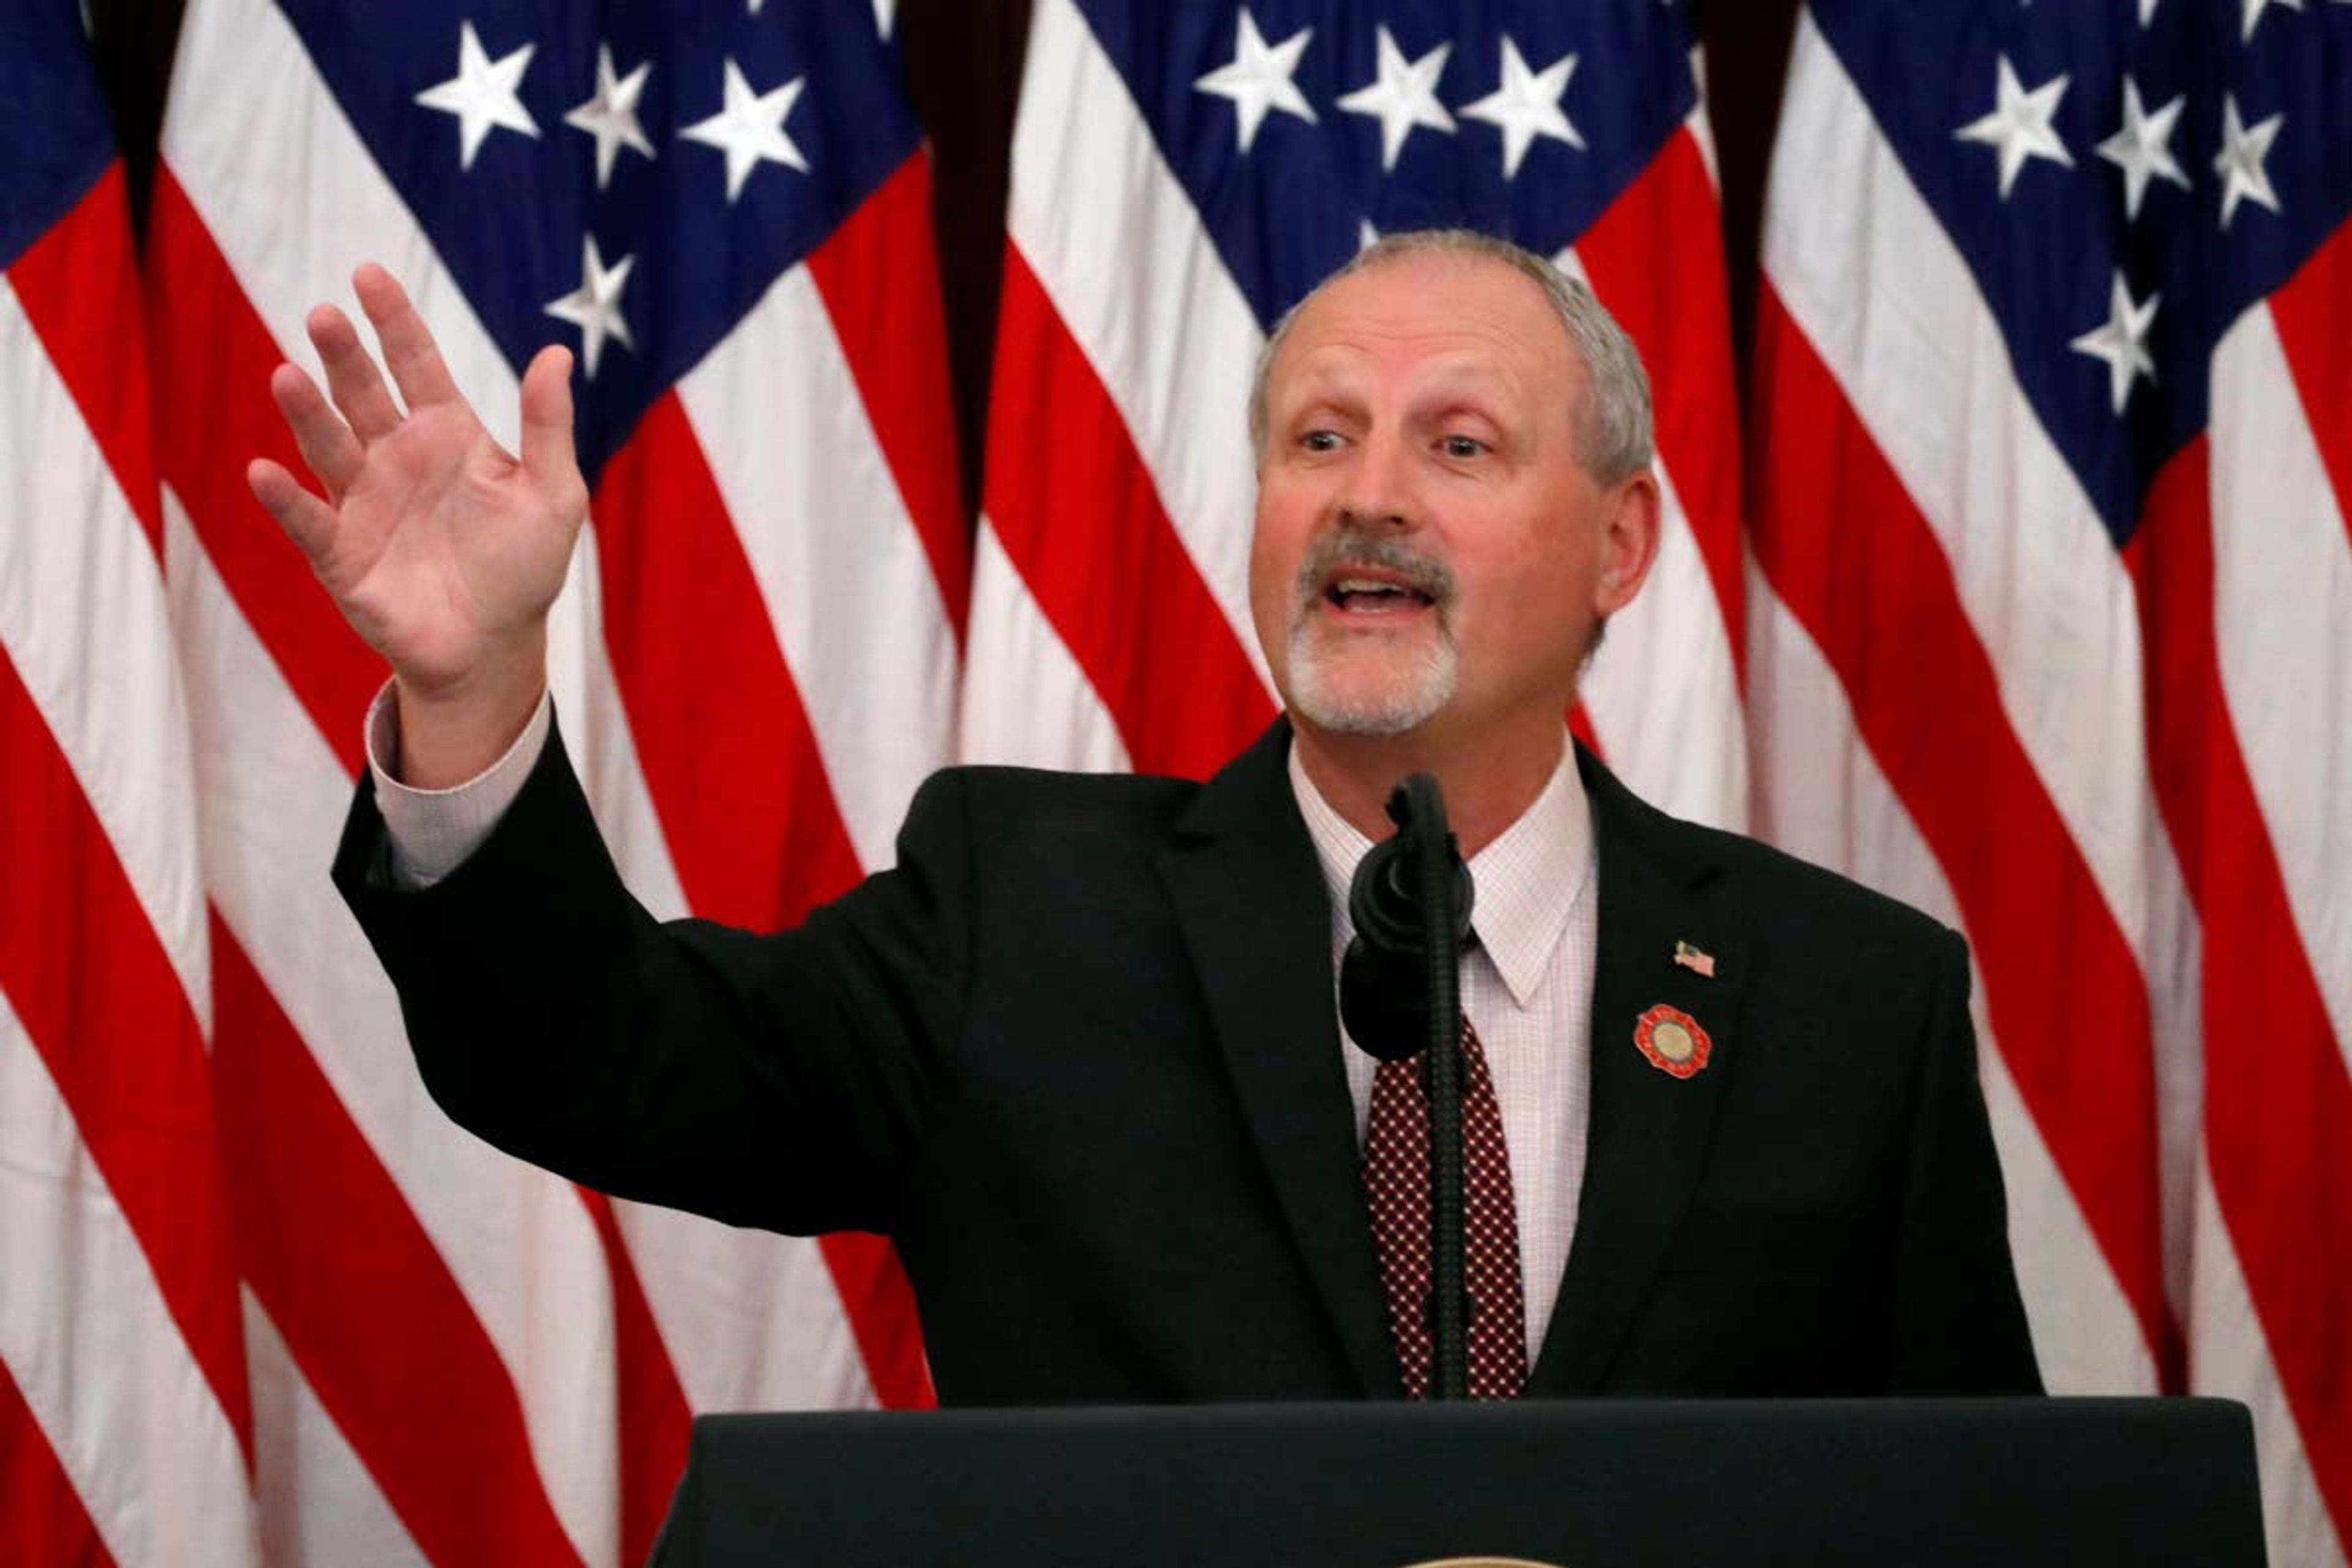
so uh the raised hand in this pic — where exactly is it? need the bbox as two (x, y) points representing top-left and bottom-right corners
(249, 264), (588, 785)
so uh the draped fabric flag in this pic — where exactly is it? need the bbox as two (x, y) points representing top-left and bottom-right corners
(0, 3), (258, 1564)
(965, 0), (1746, 824)
(1752, 6), (2350, 1563)
(145, 0), (963, 1559)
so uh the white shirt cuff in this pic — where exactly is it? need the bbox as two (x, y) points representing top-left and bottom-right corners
(365, 680), (554, 889)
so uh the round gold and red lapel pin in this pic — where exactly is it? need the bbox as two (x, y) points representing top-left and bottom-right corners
(1634, 1003), (1711, 1079)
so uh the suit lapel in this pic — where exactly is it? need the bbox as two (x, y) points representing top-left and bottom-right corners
(1158, 722), (1399, 1398)
(1530, 750), (1752, 1395)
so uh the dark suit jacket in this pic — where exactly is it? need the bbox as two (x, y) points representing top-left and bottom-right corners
(335, 716), (2039, 1404)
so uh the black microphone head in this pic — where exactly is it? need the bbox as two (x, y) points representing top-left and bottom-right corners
(1338, 774), (1474, 1063)
(1340, 934), (1433, 1061)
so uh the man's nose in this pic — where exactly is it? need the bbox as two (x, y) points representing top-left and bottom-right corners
(1337, 431), (1417, 529)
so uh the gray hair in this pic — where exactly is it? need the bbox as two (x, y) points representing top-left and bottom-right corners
(1245, 229), (1655, 488)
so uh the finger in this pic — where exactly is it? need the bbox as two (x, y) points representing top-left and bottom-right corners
(352, 263), (464, 413)
(517, 345), (580, 494)
(247, 457), (341, 568)
(268, 361), (365, 498)
(307, 302), (404, 443)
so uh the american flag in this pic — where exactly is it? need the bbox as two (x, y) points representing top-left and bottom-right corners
(140, 0), (962, 1559)
(1752, 4), (2350, 1562)
(964, 0), (1749, 826)
(1, 4), (257, 1562)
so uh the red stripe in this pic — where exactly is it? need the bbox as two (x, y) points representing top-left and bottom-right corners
(983, 244), (1276, 778)
(592, 393), (935, 1409)
(2130, 442), (2352, 1544)
(1573, 127), (1746, 684)
(210, 919), (584, 1566)
(576, 1194), (691, 1567)
(804, 153), (973, 639)
(2267, 217), (2352, 553)
(590, 392), (865, 928)
(0, 644), (254, 1460)
(144, 168), (380, 777)
(7, 163), (161, 557)
(1567, 700), (1602, 758)
(0, 1362), (118, 1568)
(1749, 283), (2180, 1382)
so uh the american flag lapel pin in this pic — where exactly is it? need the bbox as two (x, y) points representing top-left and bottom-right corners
(1673, 940), (1716, 979)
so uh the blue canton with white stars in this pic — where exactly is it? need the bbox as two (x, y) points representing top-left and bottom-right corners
(1812, 0), (2352, 548)
(275, 1), (917, 480)
(1077, 1), (1698, 333)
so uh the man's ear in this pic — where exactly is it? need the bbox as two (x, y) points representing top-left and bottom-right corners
(1593, 469), (1663, 618)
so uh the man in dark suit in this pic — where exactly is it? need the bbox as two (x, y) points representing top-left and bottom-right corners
(258, 231), (2040, 1402)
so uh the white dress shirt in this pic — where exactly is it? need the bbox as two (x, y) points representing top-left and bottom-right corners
(1287, 740), (1597, 1365)
(371, 687), (1599, 1360)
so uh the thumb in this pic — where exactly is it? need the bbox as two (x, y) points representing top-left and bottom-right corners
(517, 345), (579, 496)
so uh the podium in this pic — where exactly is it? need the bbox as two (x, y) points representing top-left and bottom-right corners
(650, 1397), (2264, 1566)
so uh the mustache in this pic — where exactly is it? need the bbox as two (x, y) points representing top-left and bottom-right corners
(1292, 526), (1456, 606)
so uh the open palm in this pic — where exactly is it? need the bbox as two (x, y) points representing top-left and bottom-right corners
(249, 264), (586, 699)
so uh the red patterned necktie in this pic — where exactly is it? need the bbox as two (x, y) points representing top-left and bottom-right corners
(1362, 1018), (1528, 1400)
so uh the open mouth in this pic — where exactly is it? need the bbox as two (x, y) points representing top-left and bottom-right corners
(1322, 571), (1438, 616)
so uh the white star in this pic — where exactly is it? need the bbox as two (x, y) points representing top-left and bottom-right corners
(564, 45), (655, 190)
(2070, 271), (2160, 415)
(2241, 0), (2303, 39)
(415, 22), (540, 171)
(1459, 37), (1583, 180)
(1336, 27), (1455, 173)
(1953, 55), (2073, 199)
(2095, 78), (2188, 220)
(873, 0), (896, 36)
(2138, 0), (2158, 20)
(2213, 95), (2285, 228)
(543, 236), (636, 379)
(1359, 218), (1381, 252)
(681, 59), (809, 203)
(1194, 9), (1316, 153)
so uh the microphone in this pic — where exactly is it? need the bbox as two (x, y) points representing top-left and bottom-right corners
(1339, 775), (1473, 1062)
(1338, 772), (1476, 1400)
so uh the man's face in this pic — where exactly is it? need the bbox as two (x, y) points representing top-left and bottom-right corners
(1248, 251), (1646, 750)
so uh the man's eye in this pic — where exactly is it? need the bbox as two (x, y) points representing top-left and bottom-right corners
(1441, 434), (1487, 459)
(1300, 429), (1342, 453)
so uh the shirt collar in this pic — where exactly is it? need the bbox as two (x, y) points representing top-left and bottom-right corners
(1287, 732), (1594, 1009)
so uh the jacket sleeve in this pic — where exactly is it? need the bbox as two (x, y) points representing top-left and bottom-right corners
(1887, 929), (2045, 1393)
(331, 711), (970, 1238)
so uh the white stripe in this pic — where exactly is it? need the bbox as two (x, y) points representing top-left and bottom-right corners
(1576, 458), (1746, 833)
(1005, 0), (1274, 692)
(2208, 301), (2352, 1063)
(242, 1291), (428, 1568)
(1747, 568), (2155, 1393)
(0, 279), (211, 1035)
(610, 1201), (878, 1414)
(959, 519), (1134, 772)
(2190, 1160), (2349, 1568)
(1765, 15), (2185, 981)
(673, 263), (959, 875)
(162, 492), (617, 1568)
(548, 525), (692, 923)
(0, 991), (257, 1567)
(1683, 58), (1721, 192)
